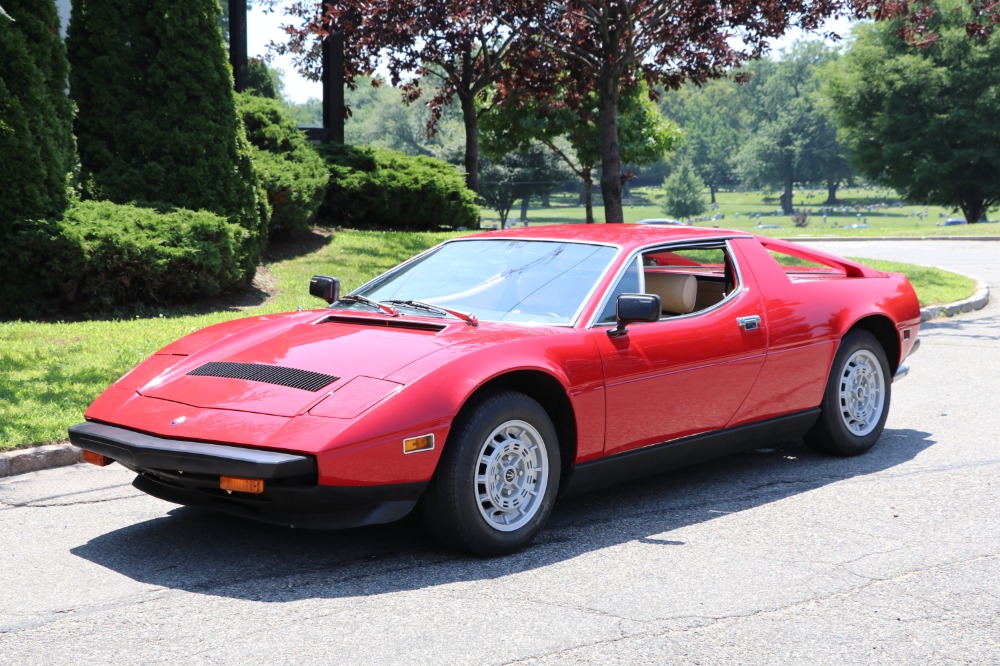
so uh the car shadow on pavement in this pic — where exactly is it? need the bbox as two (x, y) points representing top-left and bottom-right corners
(70, 428), (934, 601)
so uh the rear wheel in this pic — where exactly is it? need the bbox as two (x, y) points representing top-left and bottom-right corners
(806, 330), (891, 456)
(421, 391), (560, 556)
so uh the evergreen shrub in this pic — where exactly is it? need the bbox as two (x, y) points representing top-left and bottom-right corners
(317, 144), (479, 231)
(237, 93), (329, 236)
(0, 201), (245, 318)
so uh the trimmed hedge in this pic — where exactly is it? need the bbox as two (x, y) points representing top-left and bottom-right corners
(317, 144), (479, 231)
(0, 200), (246, 319)
(237, 93), (329, 236)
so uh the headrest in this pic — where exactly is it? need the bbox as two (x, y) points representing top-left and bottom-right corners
(644, 272), (697, 314)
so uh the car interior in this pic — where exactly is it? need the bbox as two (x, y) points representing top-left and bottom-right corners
(597, 243), (738, 324)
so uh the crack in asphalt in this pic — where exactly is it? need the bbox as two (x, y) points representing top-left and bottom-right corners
(499, 552), (1000, 664)
(0, 483), (141, 509)
(0, 493), (143, 509)
(0, 588), (176, 635)
(0, 546), (455, 638)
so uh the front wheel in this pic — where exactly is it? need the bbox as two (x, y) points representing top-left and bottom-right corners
(806, 330), (891, 456)
(421, 391), (560, 556)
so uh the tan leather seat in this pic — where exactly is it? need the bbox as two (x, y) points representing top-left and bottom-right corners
(644, 272), (697, 315)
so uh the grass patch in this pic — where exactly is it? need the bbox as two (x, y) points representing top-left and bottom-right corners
(0, 226), (974, 450)
(498, 185), (1000, 237)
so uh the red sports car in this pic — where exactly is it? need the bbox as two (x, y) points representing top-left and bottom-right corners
(70, 225), (921, 555)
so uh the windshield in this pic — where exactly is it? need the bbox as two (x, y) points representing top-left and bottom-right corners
(344, 239), (618, 325)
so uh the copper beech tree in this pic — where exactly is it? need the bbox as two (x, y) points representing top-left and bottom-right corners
(273, 0), (1000, 222)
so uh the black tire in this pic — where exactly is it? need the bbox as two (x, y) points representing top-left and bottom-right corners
(805, 330), (891, 456)
(421, 391), (560, 556)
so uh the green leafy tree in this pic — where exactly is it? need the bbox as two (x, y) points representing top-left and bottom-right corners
(660, 78), (746, 204)
(478, 145), (567, 228)
(826, 2), (1000, 223)
(661, 160), (708, 220)
(68, 0), (267, 277)
(0, 0), (75, 225)
(482, 84), (677, 223)
(735, 41), (851, 213)
(286, 97), (323, 127)
(343, 77), (465, 160)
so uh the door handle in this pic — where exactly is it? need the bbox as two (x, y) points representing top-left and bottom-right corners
(737, 315), (761, 331)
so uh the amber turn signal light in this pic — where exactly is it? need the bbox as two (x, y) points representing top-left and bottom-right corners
(220, 476), (265, 494)
(403, 434), (435, 454)
(82, 450), (112, 467)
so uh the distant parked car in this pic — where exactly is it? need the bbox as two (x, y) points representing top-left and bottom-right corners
(636, 218), (685, 226)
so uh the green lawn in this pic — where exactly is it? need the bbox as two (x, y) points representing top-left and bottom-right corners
(0, 225), (977, 451)
(494, 186), (999, 237)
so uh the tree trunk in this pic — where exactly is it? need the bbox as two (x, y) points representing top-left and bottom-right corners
(824, 178), (838, 205)
(519, 196), (530, 223)
(597, 81), (623, 223)
(458, 90), (479, 193)
(541, 192), (551, 208)
(583, 169), (595, 224)
(709, 183), (717, 205)
(960, 198), (986, 224)
(779, 168), (794, 214)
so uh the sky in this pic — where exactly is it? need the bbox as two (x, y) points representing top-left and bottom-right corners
(247, 4), (323, 104)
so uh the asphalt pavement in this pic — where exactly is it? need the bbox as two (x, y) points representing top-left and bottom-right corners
(1, 240), (998, 664)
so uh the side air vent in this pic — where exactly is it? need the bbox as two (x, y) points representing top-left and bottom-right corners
(187, 362), (338, 392)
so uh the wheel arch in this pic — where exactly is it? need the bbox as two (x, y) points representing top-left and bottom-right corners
(848, 314), (900, 375)
(452, 370), (578, 491)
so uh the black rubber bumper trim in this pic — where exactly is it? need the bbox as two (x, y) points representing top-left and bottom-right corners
(133, 474), (425, 530)
(68, 421), (316, 480)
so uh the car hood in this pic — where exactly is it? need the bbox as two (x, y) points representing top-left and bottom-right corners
(137, 312), (472, 417)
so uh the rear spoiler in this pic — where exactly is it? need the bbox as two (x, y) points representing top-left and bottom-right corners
(755, 236), (883, 278)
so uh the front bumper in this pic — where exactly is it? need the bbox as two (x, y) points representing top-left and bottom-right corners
(68, 422), (425, 529)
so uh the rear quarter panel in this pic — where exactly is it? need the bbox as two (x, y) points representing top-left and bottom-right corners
(728, 238), (920, 426)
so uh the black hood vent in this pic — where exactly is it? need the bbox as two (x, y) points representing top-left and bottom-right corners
(187, 362), (338, 392)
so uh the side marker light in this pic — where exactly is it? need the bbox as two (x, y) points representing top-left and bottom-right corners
(82, 450), (112, 467)
(403, 434), (435, 454)
(220, 476), (265, 494)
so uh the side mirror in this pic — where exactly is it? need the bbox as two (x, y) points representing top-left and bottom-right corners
(608, 293), (660, 338)
(309, 275), (340, 304)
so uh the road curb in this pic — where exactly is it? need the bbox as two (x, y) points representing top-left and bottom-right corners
(0, 443), (81, 479)
(920, 277), (990, 322)
(1, 277), (991, 481)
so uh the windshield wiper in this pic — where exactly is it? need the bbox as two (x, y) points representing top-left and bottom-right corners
(383, 300), (479, 327)
(337, 295), (398, 317)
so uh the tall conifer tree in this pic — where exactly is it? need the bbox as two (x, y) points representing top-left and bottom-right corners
(68, 0), (268, 274)
(0, 0), (75, 225)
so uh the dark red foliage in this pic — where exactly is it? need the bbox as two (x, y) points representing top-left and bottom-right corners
(267, 1), (1000, 219)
